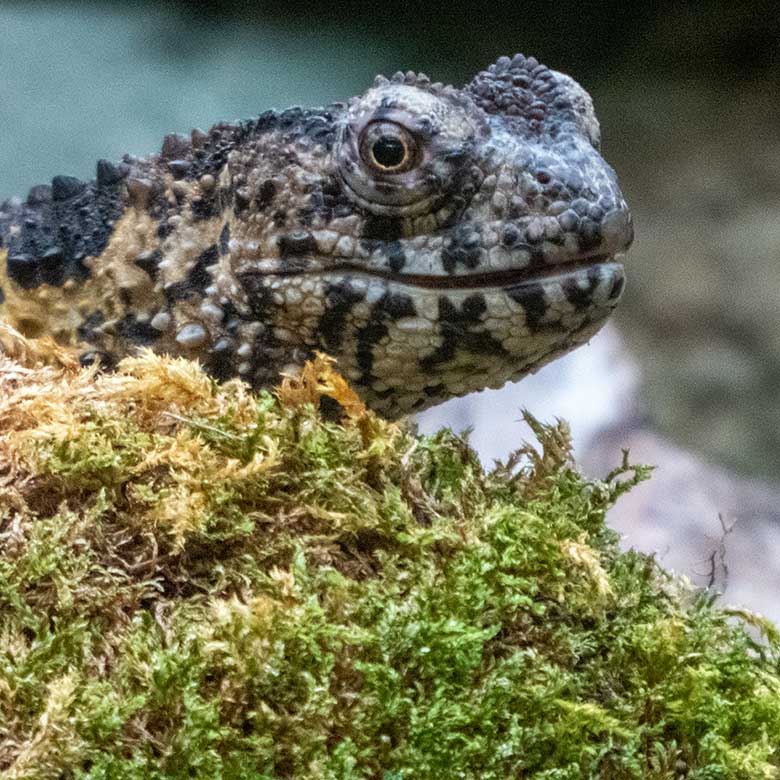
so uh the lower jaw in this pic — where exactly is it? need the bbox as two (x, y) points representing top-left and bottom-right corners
(362, 308), (616, 419)
(345, 264), (624, 416)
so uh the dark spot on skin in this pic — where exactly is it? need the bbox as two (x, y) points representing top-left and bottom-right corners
(441, 224), (483, 273)
(562, 278), (593, 311)
(134, 250), (162, 279)
(420, 295), (505, 369)
(39, 246), (66, 286)
(508, 281), (547, 333)
(191, 194), (219, 220)
(206, 337), (236, 382)
(321, 176), (343, 200)
(6, 253), (39, 289)
(279, 231), (316, 256)
(237, 273), (275, 321)
(384, 241), (406, 272)
(157, 221), (174, 239)
(528, 247), (548, 271)
(424, 383), (445, 397)
(116, 315), (160, 346)
(273, 210), (287, 227)
(256, 179), (276, 210)
(219, 301), (242, 333)
(318, 280), (365, 351)
(77, 310), (106, 342)
(298, 176), (351, 227)
(501, 224), (522, 248)
(79, 350), (116, 371)
(249, 340), (301, 391)
(164, 245), (217, 303)
(362, 216), (403, 241)
(0, 286), (4, 304)
(219, 223), (230, 255)
(356, 291), (415, 377)
(608, 273), (625, 300)
(380, 291), (417, 320)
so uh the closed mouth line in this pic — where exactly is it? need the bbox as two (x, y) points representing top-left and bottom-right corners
(242, 253), (621, 290)
(358, 254), (617, 290)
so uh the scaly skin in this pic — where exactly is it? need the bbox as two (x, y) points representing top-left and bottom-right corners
(0, 54), (632, 417)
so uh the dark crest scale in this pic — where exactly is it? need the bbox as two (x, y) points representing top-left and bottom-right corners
(0, 55), (632, 418)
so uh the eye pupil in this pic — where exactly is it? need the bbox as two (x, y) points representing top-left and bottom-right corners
(358, 121), (417, 174)
(372, 136), (406, 169)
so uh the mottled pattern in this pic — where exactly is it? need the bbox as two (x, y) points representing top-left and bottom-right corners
(0, 54), (632, 417)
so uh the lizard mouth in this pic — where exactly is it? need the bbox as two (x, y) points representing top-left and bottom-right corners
(358, 253), (622, 291)
(247, 252), (623, 292)
(327, 252), (624, 294)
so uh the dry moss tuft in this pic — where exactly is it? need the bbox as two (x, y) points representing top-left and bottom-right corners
(0, 343), (778, 779)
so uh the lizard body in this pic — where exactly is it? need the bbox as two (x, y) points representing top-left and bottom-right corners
(0, 54), (632, 417)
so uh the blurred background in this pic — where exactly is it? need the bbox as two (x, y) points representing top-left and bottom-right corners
(2, 2), (779, 610)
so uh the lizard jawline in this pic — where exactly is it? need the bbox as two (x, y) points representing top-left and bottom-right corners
(251, 253), (621, 291)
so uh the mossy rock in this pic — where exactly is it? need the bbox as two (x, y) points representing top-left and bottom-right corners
(0, 337), (778, 779)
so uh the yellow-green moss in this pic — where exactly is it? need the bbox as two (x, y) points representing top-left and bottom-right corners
(0, 347), (778, 779)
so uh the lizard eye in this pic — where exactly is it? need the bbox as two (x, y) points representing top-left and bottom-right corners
(359, 121), (419, 173)
(337, 88), (483, 217)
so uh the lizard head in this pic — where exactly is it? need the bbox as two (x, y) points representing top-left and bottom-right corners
(46, 53), (624, 418)
(226, 53), (631, 416)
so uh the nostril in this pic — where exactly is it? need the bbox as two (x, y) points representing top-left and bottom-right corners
(601, 208), (634, 251)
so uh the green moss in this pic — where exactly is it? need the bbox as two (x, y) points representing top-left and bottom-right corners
(0, 355), (778, 779)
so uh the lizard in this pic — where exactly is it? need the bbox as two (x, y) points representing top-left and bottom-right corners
(0, 53), (632, 418)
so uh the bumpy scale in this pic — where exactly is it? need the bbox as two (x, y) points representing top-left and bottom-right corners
(0, 54), (633, 418)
